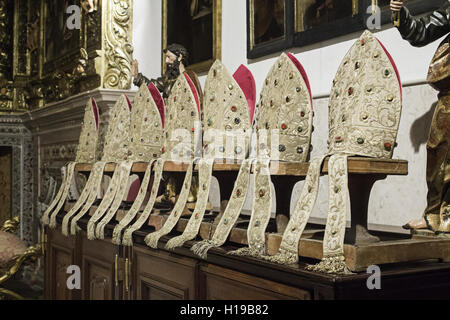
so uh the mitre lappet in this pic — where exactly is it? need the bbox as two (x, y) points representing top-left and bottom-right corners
(115, 73), (201, 247)
(260, 30), (403, 274)
(86, 82), (166, 241)
(107, 83), (165, 245)
(57, 93), (132, 237)
(189, 60), (257, 259)
(227, 52), (314, 259)
(41, 97), (99, 228)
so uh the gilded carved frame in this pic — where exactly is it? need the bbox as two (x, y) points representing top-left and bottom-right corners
(162, 0), (222, 75)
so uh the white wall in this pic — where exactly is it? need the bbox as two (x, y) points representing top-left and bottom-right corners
(133, 0), (444, 230)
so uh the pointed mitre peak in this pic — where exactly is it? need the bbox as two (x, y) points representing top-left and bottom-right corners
(164, 73), (201, 159)
(75, 97), (100, 163)
(203, 60), (256, 132)
(256, 52), (314, 162)
(328, 30), (402, 159)
(128, 83), (165, 161)
(101, 94), (132, 162)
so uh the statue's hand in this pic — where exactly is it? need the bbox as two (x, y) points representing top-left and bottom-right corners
(390, 0), (403, 12)
(131, 59), (139, 78)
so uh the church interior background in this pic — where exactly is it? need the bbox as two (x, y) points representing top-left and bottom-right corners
(0, 0), (449, 301)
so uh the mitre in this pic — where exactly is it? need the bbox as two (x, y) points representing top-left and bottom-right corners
(128, 83), (165, 161)
(202, 60), (256, 159)
(100, 94), (133, 162)
(328, 30), (402, 158)
(41, 97), (100, 227)
(164, 73), (201, 160)
(75, 97), (100, 163)
(257, 52), (313, 162)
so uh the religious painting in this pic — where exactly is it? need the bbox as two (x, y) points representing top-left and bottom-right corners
(163, 0), (222, 74)
(43, 0), (81, 65)
(252, 0), (286, 46)
(247, 0), (446, 59)
(296, 0), (356, 33)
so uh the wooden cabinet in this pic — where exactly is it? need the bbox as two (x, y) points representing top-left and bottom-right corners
(131, 245), (199, 300)
(199, 264), (311, 300)
(45, 226), (450, 300)
(44, 226), (81, 300)
(80, 232), (119, 300)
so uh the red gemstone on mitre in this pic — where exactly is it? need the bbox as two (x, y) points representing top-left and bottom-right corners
(281, 123), (287, 130)
(231, 106), (237, 112)
(361, 38), (365, 45)
(174, 96), (177, 102)
(161, 147), (165, 153)
(191, 127), (195, 132)
(384, 142), (392, 150)
(348, 87), (353, 95)
(195, 213), (199, 219)
(300, 111), (305, 117)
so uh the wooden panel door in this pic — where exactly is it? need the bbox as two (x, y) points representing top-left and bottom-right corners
(81, 233), (119, 300)
(44, 227), (81, 300)
(131, 245), (199, 300)
(199, 264), (312, 300)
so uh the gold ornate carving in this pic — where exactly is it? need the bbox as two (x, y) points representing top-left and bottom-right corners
(101, 0), (134, 89)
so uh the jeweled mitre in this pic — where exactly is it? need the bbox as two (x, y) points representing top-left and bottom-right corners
(129, 83), (165, 161)
(328, 30), (402, 158)
(202, 60), (256, 159)
(164, 73), (201, 160)
(256, 52), (313, 162)
(101, 94), (132, 162)
(75, 98), (99, 163)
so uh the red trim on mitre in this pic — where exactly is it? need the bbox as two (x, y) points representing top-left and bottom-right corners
(125, 177), (141, 202)
(148, 82), (165, 128)
(233, 64), (256, 123)
(286, 53), (313, 109)
(376, 38), (402, 99)
(124, 94), (133, 111)
(184, 73), (201, 119)
(91, 97), (99, 131)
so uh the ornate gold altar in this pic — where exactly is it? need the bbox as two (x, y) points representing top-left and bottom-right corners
(0, 0), (134, 114)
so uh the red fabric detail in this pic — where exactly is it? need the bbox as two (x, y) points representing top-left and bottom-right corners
(124, 94), (133, 111)
(233, 64), (256, 123)
(125, 176), (141, 202)
(148, 82), (165, 128)
(184, 73), (201, 119)
(91, 98), (99, 131)
(286, 53), (313, 109)
(376, 38), (402, 98)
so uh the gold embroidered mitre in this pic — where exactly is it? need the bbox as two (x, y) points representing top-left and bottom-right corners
(101, 94), (132, 162)
(202, 60), (256, 159)
(75, 98), (100, 163)
(328, 30), (402, 158)
(164, 73), (201, 160)
(129, 83), (165, 161)
(256, 52), (313, 162)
